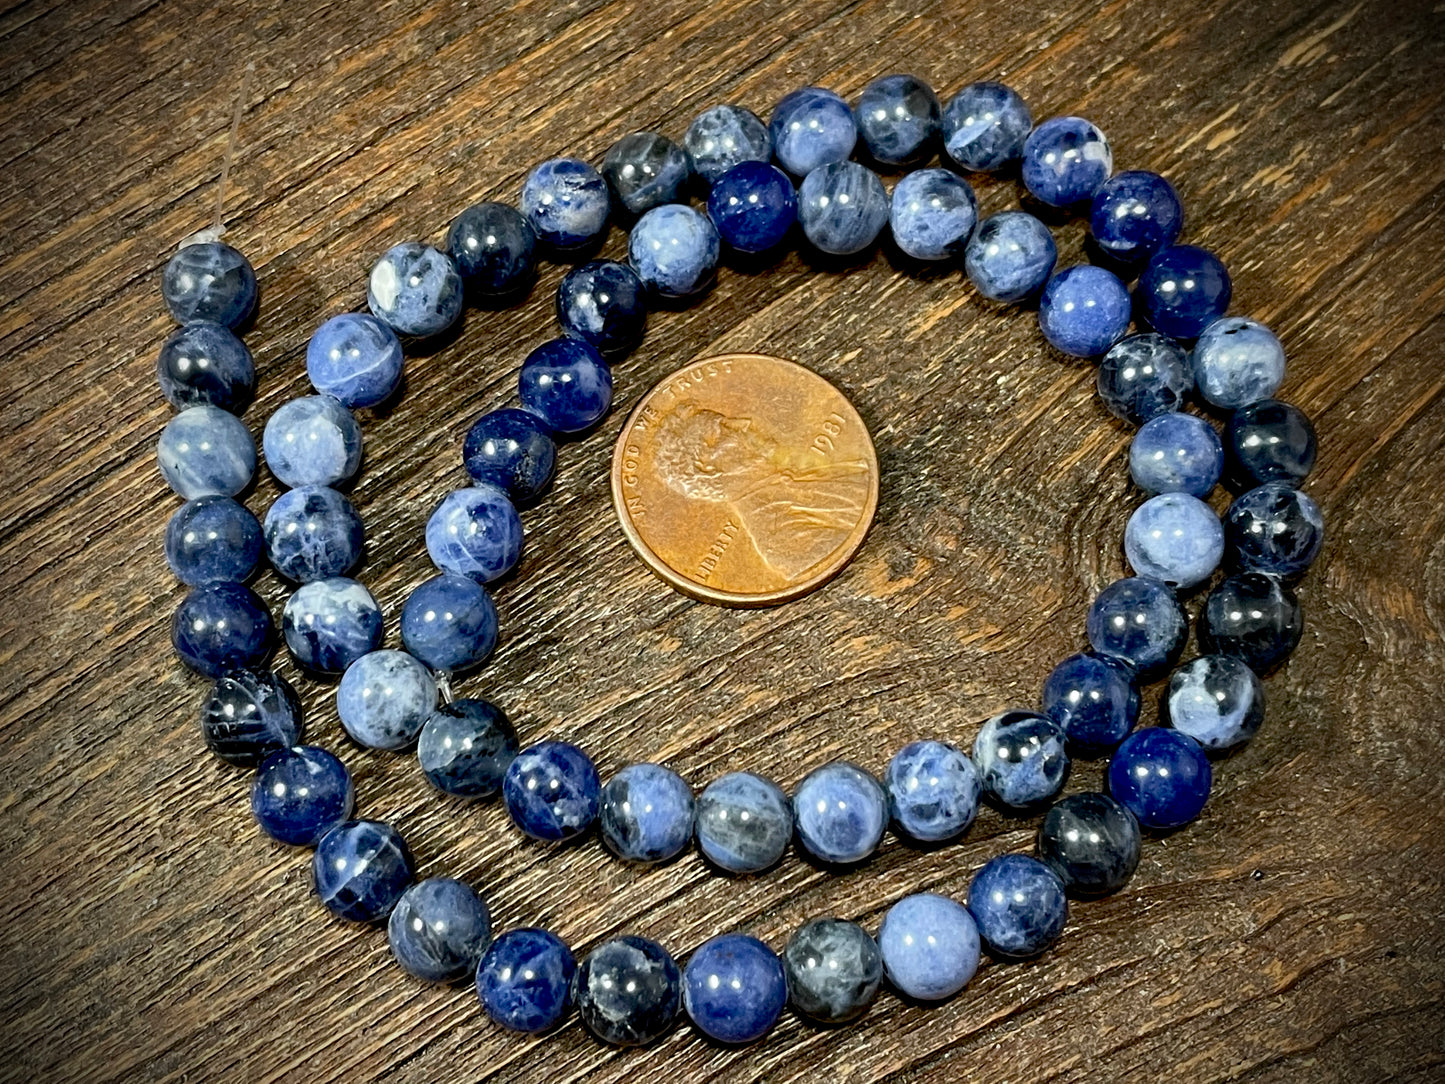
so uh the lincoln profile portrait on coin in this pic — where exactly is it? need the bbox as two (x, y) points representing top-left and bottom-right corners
(652, 403), (873, 581)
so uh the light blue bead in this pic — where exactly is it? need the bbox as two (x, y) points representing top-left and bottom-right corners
(627, 204), (720, 298)
(156, 320), (255, 412)
(797, 161), (889, 256)
(1166, 655), (1265, 752)
(941, 81), (1032, 172)
(769, 86), (857, 176)
(965, 211), (1056, 302)
(262, 395), (362, 489)
(1038, 265), (1131, 357)
(337, 649), (438, 751)
(400, 572), (498, 673)
(165, 496), (263, 586)
(282, 576), (383, 674)
(599, 763), (695, 864)
(518, 338), (613, 434)
(967, 854), (1069, 958)
(263, 485), (363, 583)
(250, 745), (354, 846)
(854, 73), (940, 167)
(878, 893), (980, 1001)
(683, 104), (773, 184)
(1097, 333), (1193, 424)
(972, 710), (1070, 809)
(695, 772), (792, 874)
(312, 819), (415, 923)
(503, 741), (601, 842)
(792, 761), (888, 865)
(1191, 317), (1286, 409)
(1021, 116), (1113, 207)
(521, 157), (610, 251)
(157, 405), (256, 499)
(1129, 413), (1223, 497)
(1124, 492), (1224, 589)
(1086, 576), (1188, 679)
(367, 243), (463, 338)
(424, 485), (523, 583)
(387, 877), (491, 983)
(683, 933), (787, 1044)
(476, 928), (576, 1032)
(306, 313), (405, 408)
(162, 241), (257, 328)
(1107, 727), (1212, 829)
(888, 168), (977, 261)
(884, 739), (980, 842)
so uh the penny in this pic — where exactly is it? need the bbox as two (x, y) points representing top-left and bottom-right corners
(611, 353), (879, 607)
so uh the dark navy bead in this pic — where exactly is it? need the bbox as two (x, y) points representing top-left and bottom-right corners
(574, 936), (682, 1047)
(792, 761), (889, 865)
(1038, 265), (1131, 357)
(387, 877), (491, 983)
(1088, 171), (1183, 264)
(463, 408), (557, 502)
(306, 313), (404, 409)
(518, 337), (613, 434)
(503, 740), (601, 842)
(417, 698), (518, 798)
(1097, 333), (1194, 425)
(627, 204), (720, 297)
(282, 576), (383, 674)
(1226, 399), (1317, 488)
(312, 819), (415, 923)
(888, 167), (977, 261)
(1199, 572), (1303, 673)
(262, 395), (362, 489)
(250, 745), (354, 846)
(797, 161), (889, 256)
(165, 496), (263, 586)
(884, 739), (980, 842)
(157, 320), (255, 412)
(966, 854), (1068, 958)
(683, 104), (773, 184)
(200, 669), (302, 767)
(367, 242), (463, 338)
(424, 484), (523, 583)
(476, 928), (576, 1032)
(172, 582), (273, 677)
(157, 404), (256, 500)
(1041, 652), (1139, 753)
(1192, 316), (1286, 408)
(965, 211), (1056, 303)
(1036, 792), (1141, 897)
(706, 161), (797, 254)
(1136, 245), (1231, 339)
(263, 485), (364, 583)
(683, 933), (787, 1044)
(972, 710), (1070, 809)
(941, 81), (1031, 172)
(1129, 412), (1223, 498)
(520, 157), (610, 252)
(769, 86), (857, 176)
(400, 572), (499, 673)
(1022, 116), (1113, 207)
(854, 73), (940, 167)
(446, 201), (537, 294)
(783, 918), (883, 1023)
(162, 241), (257, 328)
(1225, 482), (1324, 577)
(555, 260), (646, 359)
(337, 649), (437, 751)
(1124, 492), (1224, 589)
(878, 893), (980, 1001)
(694, 771), (792, 874)
(1086, 576), (1188, 679)
(599, 763), (695, 864)
(1107, 727), (1212, 830)
(602, 131), (691, 216)
(1166, 655), (1265, 752)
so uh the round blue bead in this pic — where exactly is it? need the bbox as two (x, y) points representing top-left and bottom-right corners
(162, 241), (257, 328)
(783, 918), (883, 1023)
(1137, 245), (1232, 339)
(967, 854), (1069, 958)
(792, 761), (889, 865)
(1037, 792), (1141, 896)
(503, 740), (601, 842)
(462, 409), (556, 504)
(306, 313), (405, 409)
(165, 496), (263, 586)
(854, 73), (941, 167)
(769, 86), (857, 176)
(337, 649), (437, 751)
(1097, 333), (1193, 424)
(706, 161), (798, 254)
(157, 404), (256, 500)
(518, 338), (612, 435)
(424, 484), (523, 583)
(1038, 265), (1131, 357)
(797, 161), (889, 256)
(446, 201), (537, 294)
(1226, 399), (1317, 489)
(417, 698), (518, 798)
(1089, 170), (1183, 264)
(1041, 652), (1139, 753)
(387, 877), (491, 982)
(683, 104), (773, 184)
(965, 211), (1056, 303)
(200, 669), (303, 767)
(694, 771), (792, 874)
(1225, 482), (1324, 577)
(888, 168), (977, 261)
(555, 260), (647, 358)
(1166, 655), (1265, 753)
(1086, 576), (1188, 679)
(367, 242), (463, 338)
(574, 936), (682, 1047)
(250, 745), (354, 846)
(263, 485), (364, 583)
(262, 395), (362, 489)
(1200, 572), (1302, 673)
(520, 157), (610, 252)
(400, 572), (498, 673)
(282, 576), (383, 674)
(878, 893), (980, 1001)
(1107, 727), (1212, 829)
(1125, 491), (1224, 589)
(941, 81), (1031, 172)
(972, 710), (1070, 809)
(884, 739), (980, 842)
(1130, 413), (1223, 497)
(312, 819), (415, 923)
(476, 928), (576, 1032)
(683, 933), (787, 1044)
(599, 763), (695, 864)
(157, 320), (255, 413)
(627, 204), (720, 298)
(172, 582), (272, 677)
(602, 131), (691, 217)
(1191, 317), (1286, 409)
(1022, 116), (1113, 207)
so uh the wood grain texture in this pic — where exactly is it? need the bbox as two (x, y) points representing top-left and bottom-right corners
(2, 0), (1443, 1080)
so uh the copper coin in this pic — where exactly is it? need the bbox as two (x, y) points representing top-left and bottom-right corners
(611, 353), (879, 607)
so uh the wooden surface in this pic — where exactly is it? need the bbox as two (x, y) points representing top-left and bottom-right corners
(2, 0), (1443, 1080)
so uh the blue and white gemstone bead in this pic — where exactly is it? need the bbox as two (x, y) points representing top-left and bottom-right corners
(792, 761), (889, 865)
(387, 877), (492, 982)
(941, 81), (1031, 172)
(877, 893), (980, 1001)
(520, 157), (610, 252)
(1137, 245), (1231, 339)
(599, 763), (695, 864)
(1191, 316), (1286, 408)
(769, 86), (857, 176)
(888, 168), (977, 261)
(854, 73), (941, 167)
(367, 242), (464, 338)
(518, 337), (613, 435)
(797, 161), (889, 256)
(250, 745), (354, 846)
(306, 312), (405, 408)
(683, 104), (773, 183)
(476, 928), (576, 1033)
(262, 395), (362, 489)
(694, 771), (792, 874)
(463, 408), (557, 501)
(706, 161), (798, 254)
(972, 710), (1070, 809)
(1107, 727), (1212, 829)
(1021, 116), (1113, 207)
(156, 320), (255, 413)
(1097, 333), (1194, 425)
(683, 934), (787, 1044)
(157, 404), (256, 499)
(400, 572), (499, 673)
(162, 240), (257, 328)
(312, 819), (415, 923)
(200, 669), (303, 767)
(884, 739), (980, 842)
(627, 204), (720, 297)
(446, 201), (538, 295)
(425, 484), (524, 584)
(1038, 265), (1131, 357)
(1166, 655), (1265, 752)
(1129, 413), (1223, 497)
(1124, 492), (1225, 589)
(282, 576), (383, 674)
(1088, 171), (1183, 264)
(165, 496), (263, 586)
(417, 698), (519, 798)
(966, 854), (1069, 958)
(263, 485), (364, 583)
(965, 211), (1057, 302)
(336, 649), (438, 751)
(1086, 575), (1188, 678)
(172, 582), (273, 677)
(503, 741), (601, 842)
(1041, 652), (1139, 753)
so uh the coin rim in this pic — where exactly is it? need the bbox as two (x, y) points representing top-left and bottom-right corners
(610, 352), (880, 608)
